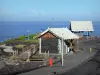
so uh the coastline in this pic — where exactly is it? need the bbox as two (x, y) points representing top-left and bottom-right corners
(0, 21), (100, 42)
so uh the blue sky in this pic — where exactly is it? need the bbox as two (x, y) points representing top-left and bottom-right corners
(0, 0), (100, 21)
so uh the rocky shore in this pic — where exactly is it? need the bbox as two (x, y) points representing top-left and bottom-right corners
(0, 61), (43, 75)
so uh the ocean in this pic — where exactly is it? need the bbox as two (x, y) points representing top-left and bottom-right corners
(0, 21), (100, 42)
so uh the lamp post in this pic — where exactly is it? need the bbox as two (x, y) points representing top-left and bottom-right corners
(52, 18), (54, 28)
(77, 30), (79, 50)
(77, 38), (79, 50)
(27, 30), (30, 40)
(87, 28), (89, 39)
(61, 33), (64, 66)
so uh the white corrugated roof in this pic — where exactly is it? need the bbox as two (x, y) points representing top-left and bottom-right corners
(40, 27), (79, 40)
(70, 21), (94, 31)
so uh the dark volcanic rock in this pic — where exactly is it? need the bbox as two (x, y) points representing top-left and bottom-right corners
(0, 62), (43, 75)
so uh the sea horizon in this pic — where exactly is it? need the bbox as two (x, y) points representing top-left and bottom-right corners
(0, 21), (100, 42)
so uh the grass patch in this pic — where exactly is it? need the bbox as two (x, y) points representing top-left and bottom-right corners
(15, 44), (25, 49)
(16, 33), (39, 40)
(16, 36), (26, 40)
(24, 39), (39, 43)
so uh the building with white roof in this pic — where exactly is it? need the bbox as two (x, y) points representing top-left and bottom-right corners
(70, 21), (94, 37)
(37, 27), (79, 54)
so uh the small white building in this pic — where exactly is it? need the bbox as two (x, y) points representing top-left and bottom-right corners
(70, 21), (94, 38)
(37, 27), (79, 54)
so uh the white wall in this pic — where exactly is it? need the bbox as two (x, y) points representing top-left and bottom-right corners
(58, 39), (61, 54)
(39, 38), (41, 54)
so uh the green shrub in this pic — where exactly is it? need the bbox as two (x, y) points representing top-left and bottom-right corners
(16, 36), (26, 40)
(29, 34), (39, 40)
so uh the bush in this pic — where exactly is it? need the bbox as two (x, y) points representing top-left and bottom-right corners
(29, 34), (39, 40)
(16, 36), (26, 40)
(4, 40), (24, 46)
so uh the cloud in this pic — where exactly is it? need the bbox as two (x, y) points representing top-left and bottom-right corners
(0, 9), (8, 15)
(31, 10), (38, 16)
(30, 10), (46, 16)
(0, 8), (46, 17)
(0, 8), (17, 17)
(40, 11), (45, 16)
(1, 8), (100, 21)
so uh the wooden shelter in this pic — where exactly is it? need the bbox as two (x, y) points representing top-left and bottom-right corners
(37, 27), (79, 54)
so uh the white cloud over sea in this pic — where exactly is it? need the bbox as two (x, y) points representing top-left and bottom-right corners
(0, 8), (100, 21)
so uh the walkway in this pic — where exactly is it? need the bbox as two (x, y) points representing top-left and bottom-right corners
(18, 40), (97, 75)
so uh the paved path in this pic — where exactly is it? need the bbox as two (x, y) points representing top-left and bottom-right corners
(18, 40), (97, 75)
